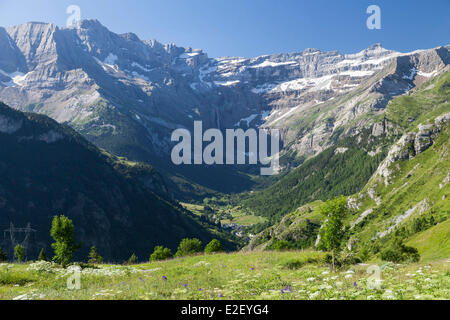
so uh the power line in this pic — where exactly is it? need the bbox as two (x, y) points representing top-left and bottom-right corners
(3, 222), (37, 260)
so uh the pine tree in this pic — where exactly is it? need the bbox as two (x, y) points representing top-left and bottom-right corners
(127, 253), (138, 264)
(50, 215), (80, 267)
(88, 246), (104, 264)
(37, 248), (48, 261)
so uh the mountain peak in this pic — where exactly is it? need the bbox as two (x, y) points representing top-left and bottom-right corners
(120, 32), (141, 42)
(364, 43), (389, 54)
(303, 48), (321, 55)
(368, 43), (383, 50)
(78, 19), (106, 30)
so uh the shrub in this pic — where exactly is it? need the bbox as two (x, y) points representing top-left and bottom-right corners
(88, 246), (104, 264)
(267, 240), (293, 251)
(74, 262), (98, 269)
(150, 246), (173, 261)
(323, 253), (342, 268)
(14, 244), (25, 263)
(127, 253), (138, 264)
(401, 245), (421, 263)
(411, 214), (436, 233)
(175, 238), (203, 257)
(339, 252), (362, 266)
(380, 237), (420, 263)
(282, 259), (305, 270)
(204, 239), (223, 254)
(282, 256), (320, 269)
(357, 246), (372, 262)
(381, 248), (402, 263)
(0, 247), (7, 262)
(0, 270), (36, 285)
(37, 248), (48, 261)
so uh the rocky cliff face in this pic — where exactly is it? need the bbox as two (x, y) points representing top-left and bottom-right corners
(0, 20), (448, 176)
(374, 112), (450, 186)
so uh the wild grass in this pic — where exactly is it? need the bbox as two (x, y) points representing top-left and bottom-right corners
(1, 250), (448, 300)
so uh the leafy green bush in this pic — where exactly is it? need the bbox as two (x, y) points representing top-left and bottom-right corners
(14, 245), (25, 263)
(267, 240), (293, 251)
(74, 262), (99, 269)
(281, 259), (305, 270)
(150, 246), (173, 261)
(282, 256), (320, 269)
(0, 270), (36, 285)
(357, 246), (372, 262)
(175, 238), (203, 257)
(339, 252), (362, 266)
(204, 239), (223, 254)
(411, 214), (436, 233)
(380, 237), (420, 263)
(323, 253), (342, 268)
(322, 251), (361, 268)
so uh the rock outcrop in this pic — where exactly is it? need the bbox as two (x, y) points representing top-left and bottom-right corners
(374, 113), (450, 186)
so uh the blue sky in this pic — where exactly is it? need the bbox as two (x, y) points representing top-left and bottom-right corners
(0, 0), (449, 57)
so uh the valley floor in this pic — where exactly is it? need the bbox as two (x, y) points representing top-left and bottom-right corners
(1, 251), (449, 300)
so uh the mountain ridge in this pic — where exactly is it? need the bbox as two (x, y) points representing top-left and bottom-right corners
(1, 20), (448, 199)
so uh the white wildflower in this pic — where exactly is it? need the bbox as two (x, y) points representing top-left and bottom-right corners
(13, 294), (29, 300)
(309, 291), (320, 299)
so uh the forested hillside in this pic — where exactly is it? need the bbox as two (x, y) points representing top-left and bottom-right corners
(0, 102), (237, 261)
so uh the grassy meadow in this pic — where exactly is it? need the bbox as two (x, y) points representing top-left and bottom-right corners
(1, 250), (448, 300)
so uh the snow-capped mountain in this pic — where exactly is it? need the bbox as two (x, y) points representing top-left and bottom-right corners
(0, 20), (449, 170)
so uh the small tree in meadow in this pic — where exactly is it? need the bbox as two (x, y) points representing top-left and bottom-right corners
(38, 248), (48, 261)
(88, 246), (104, 264)
(14, 244), (25, 263)
(128, 253), (138, 264)
(150, 246), (173, 261)
(319, 196), (348, 271)
(204, 239), (223, 254)
(50, 215), (80, 267)
(0, 247), (7, 262)
(175, 238), (203, 257)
